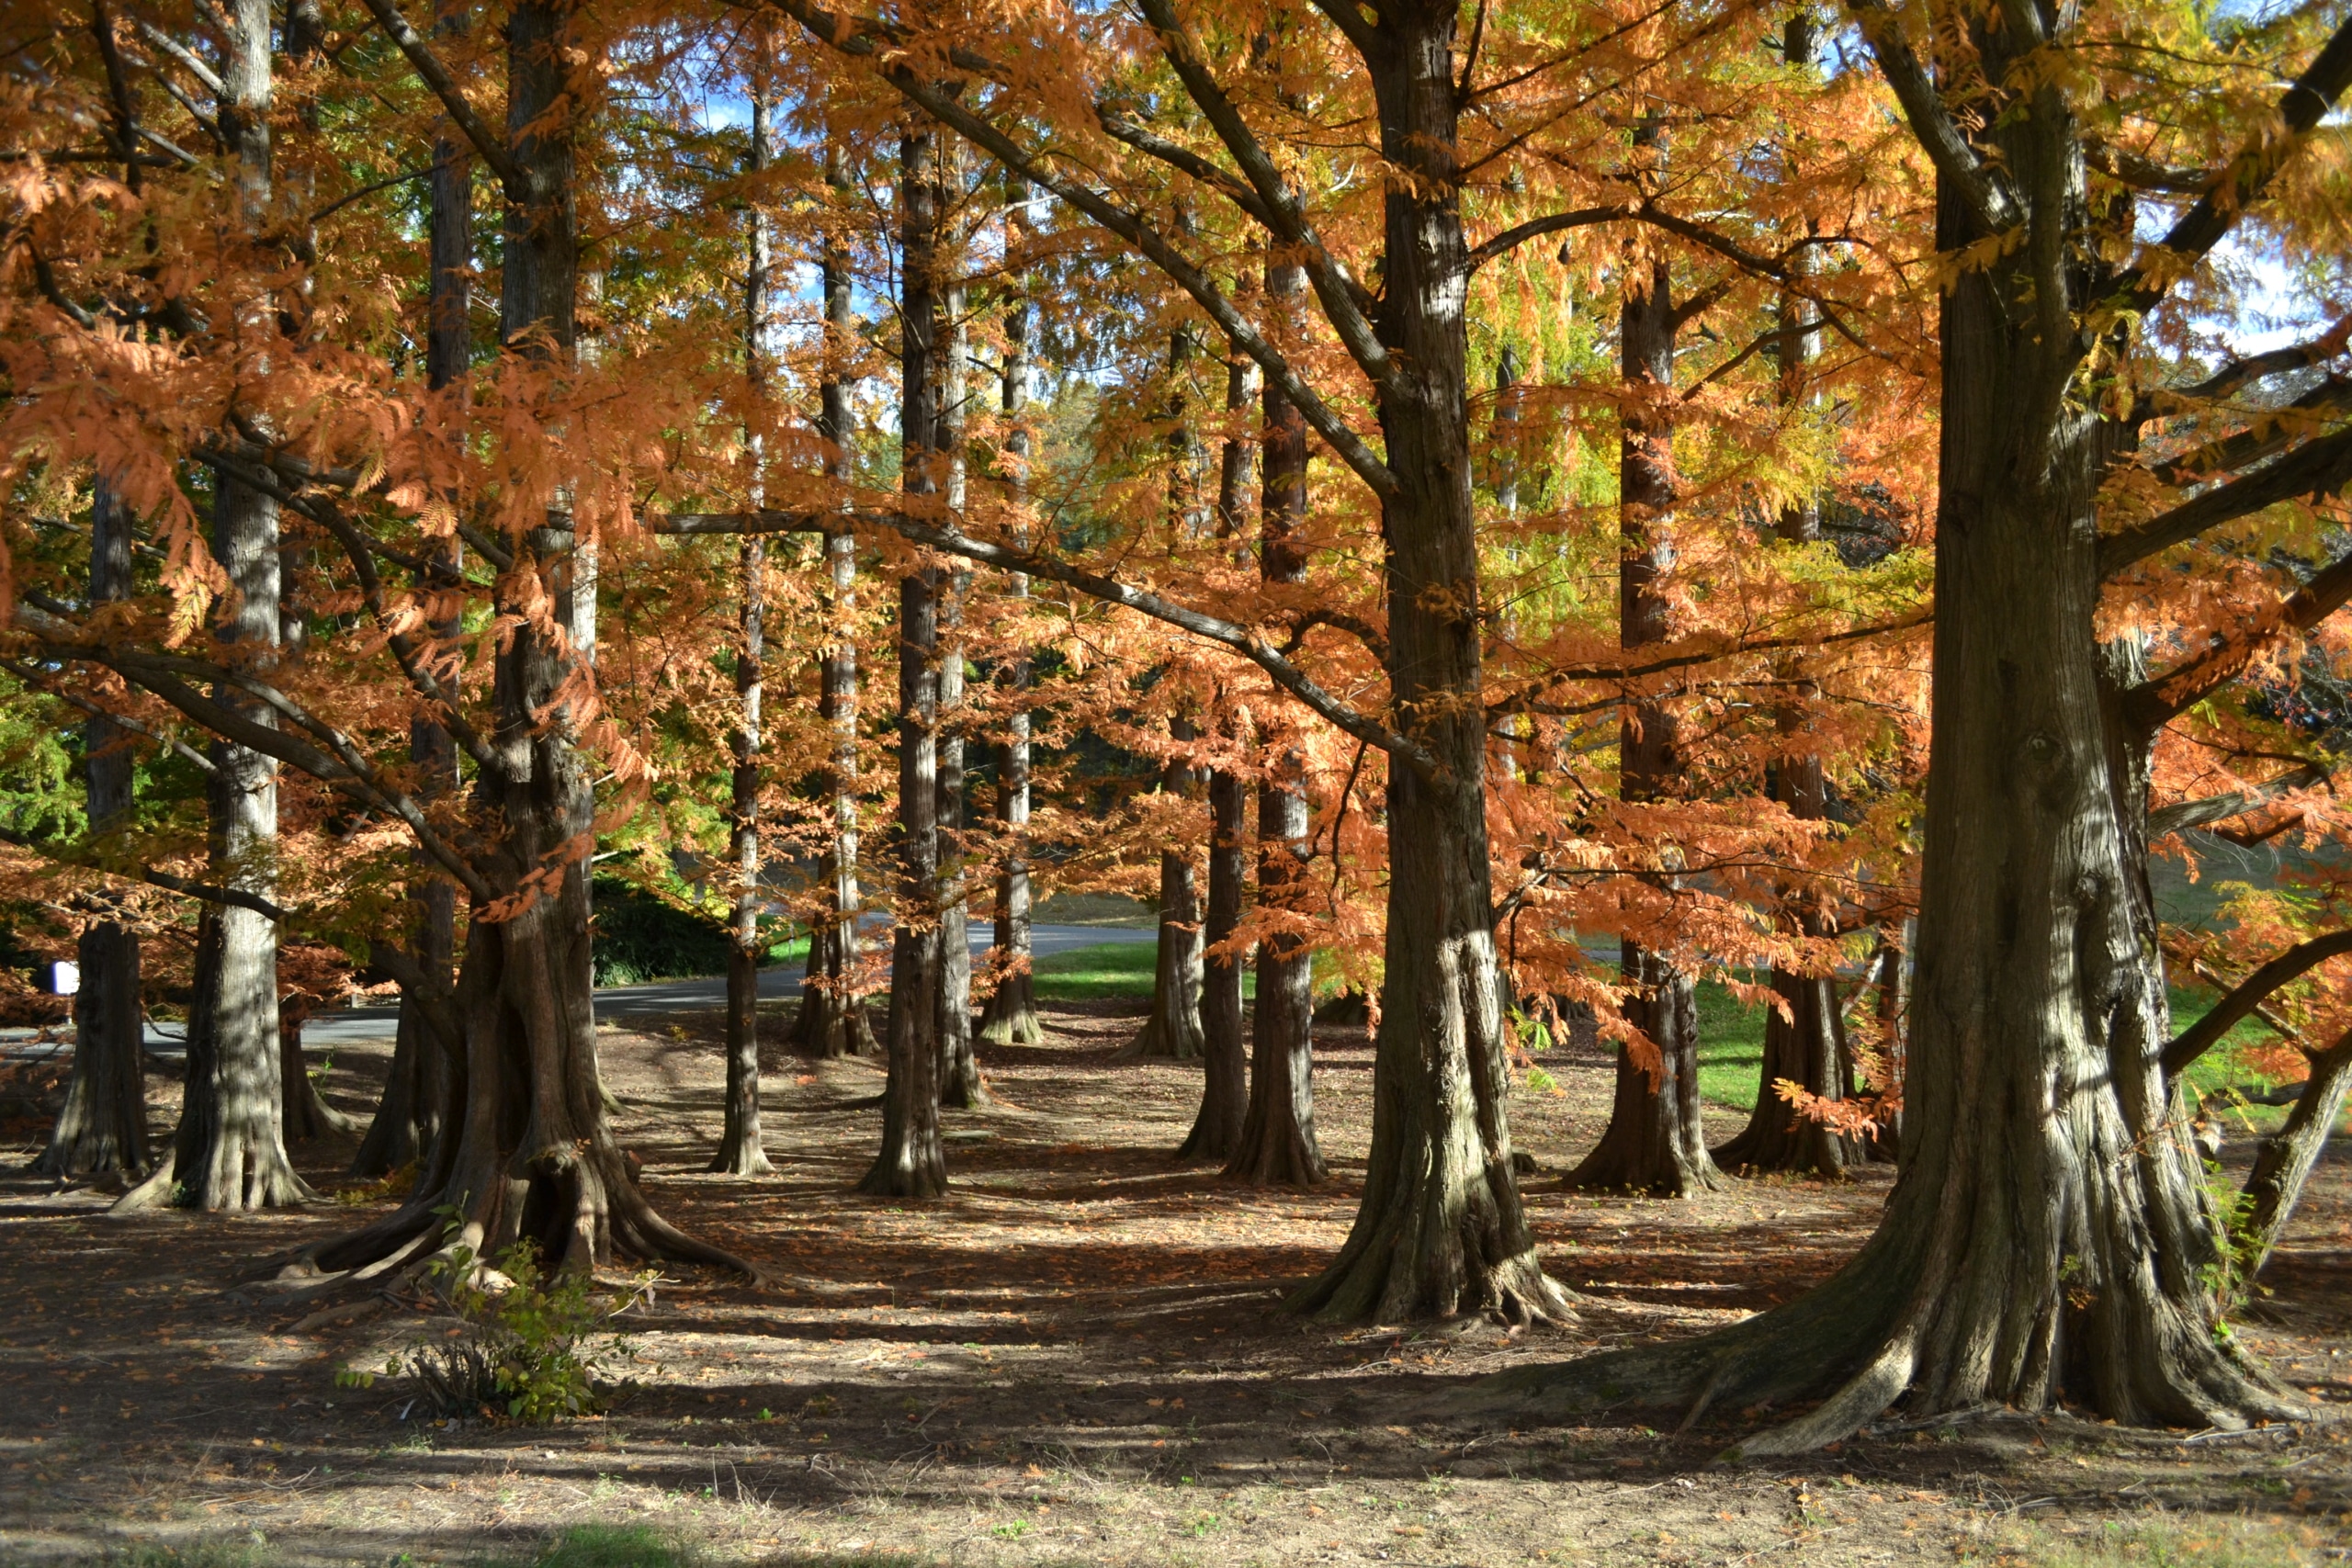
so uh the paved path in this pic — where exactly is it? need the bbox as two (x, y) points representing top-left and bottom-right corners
(1, 922), (1158, 1056)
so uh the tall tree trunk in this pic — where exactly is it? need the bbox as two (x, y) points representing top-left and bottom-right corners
(1480, 31), (2298, 1438)
(712, 74), (775, 1177)
(1179, 352), (1258, 1161)
(1125, 725), (1207, 1061)
(1225, 265), (1322, 1186)
(294, 0), (742, 1280)
(1713, 12), (1858, 1182)
(935, 215), (985, 1111)
(120, 0), (309, 1211)
(1288, 34), (1563, 1315)
(795, 132), (877, 1059)
(1570, 246), (1721, 1198)
(861, 119), (948, 1198)
(1128, 326), (1211, 1061)
(357, 35), (468, 1177)
(2235, 1032), (2352, 1277)
(978, 193), (1040, 1048)
(36, 476), (148, 1180)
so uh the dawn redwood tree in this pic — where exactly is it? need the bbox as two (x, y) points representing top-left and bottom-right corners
(976, 192), (1041, 1047)
(1225, 263), (1322, 1188)
(1484, 3), (2352, 1447)
(34, 477), (148, 1181)
(795, 133), (880, 1060)
(711, 71), (778, 1179)
(935, 229), (985, 1111)
(119, 0), (308, 1213)
(861, 116), (951, 1198)
(1566, 233), (1722, 1199)
(765, 0), (1569, 1321)
(1124, 718), (1208, 1062)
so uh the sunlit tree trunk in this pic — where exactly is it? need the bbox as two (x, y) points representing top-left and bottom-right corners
(862, 118), (949, 1197)
(1287, 27), (1563, 1317)
(1570, 243), (1721, 1198)
(712, 74), (775, 1176)
(936, 204), (986, 1111)
(121, 0), (309, 1212)
(795, 132), (878, 1059)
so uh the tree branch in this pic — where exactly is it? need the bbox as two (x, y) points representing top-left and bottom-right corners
(2146, 760), (2326, 840)
(744, 0), (1401, 502)
(2128, 548), (2352, 728)
(2100, 421), (2352, 575)
(352, 0), (527, 197)
(2163, 928), (2352, 1078)
(1849, 0), (2019, 236)
(2110, 14), (2352, 318)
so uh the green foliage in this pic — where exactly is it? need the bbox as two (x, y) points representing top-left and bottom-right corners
(338, 1233), (653, 1422)
(512, 1525), (698, 1568)
(590, 874), (736, 985)
(1026, 941), (1209, 1000)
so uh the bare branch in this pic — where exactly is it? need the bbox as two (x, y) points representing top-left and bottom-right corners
(2163, 928), (2352, 1078)
(352, 0), (528, 197)
(2100, 422), (2352, 575)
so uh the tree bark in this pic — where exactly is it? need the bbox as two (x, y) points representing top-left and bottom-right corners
(1125, 725), (1207, 1061)
(1284, 31), (1561, 1321)
(711, 77), (775, 1177)
(2236, 1033), (2352, 1279)
(290, 0), (744, 1280)
(1713, 12), (1860, 1182)
(794, 132), (878, 1059)
(1571, 244), (1721, 1198)
(860, 119), (949, 1199)
(1224, 273), (1322, 1187)
(1478, 29), (2301, 1437)
(978, 203), (1040, 1048)
(358, 17), (468, 1179)
(119, 0), (309, 1212)
(36, 475), (148, 1180)
(935, 219), (985, 1111)
(1181, 756), (1250, 1162)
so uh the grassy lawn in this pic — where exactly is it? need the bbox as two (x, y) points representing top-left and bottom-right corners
(1028, 941), (1258, 1002)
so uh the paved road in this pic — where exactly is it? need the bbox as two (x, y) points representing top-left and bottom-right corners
(0, 922), (1158, 1056)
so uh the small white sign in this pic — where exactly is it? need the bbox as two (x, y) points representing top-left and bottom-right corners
(44, 960), (79, 996)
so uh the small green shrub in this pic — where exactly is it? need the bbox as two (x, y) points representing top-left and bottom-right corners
(340, 1234), (652, 1422)
(526, 1525), (696, 1568)
(590, 876), (735, 985)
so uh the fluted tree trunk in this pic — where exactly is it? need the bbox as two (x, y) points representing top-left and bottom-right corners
(36, 477), (148, 1181)
(357, 35), (468, 1177)
(978, 191), (1041, 1047)
(291, 0), (743, 1280)
(1225, 262), (1323, 1186)
(861, 119), (949, 1198)
(1569, 243), (1721, 1199)
(1713, 13), (1859, 1181)
(795, 132), (879, 1060)
(120, 0), (309, 1212)
(712, 74), (776, 1177)
(935, 220), (985, 1111)
(1179, 351), (1258, 1161)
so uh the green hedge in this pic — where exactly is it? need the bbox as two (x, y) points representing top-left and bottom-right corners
(590, 877), (734, 986)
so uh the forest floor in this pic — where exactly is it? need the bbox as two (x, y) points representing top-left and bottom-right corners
(0, 985), (2348, 1567)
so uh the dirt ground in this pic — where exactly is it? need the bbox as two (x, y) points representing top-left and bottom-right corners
(2, 994), (2348, 1567)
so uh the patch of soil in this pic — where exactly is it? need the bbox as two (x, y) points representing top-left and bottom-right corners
(0, 992), (2346, 1565)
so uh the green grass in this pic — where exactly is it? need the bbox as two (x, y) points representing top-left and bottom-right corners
(1027, 941), (1261, 1001)
(495, 1525), (697, 1568)
(1689, 973), (2329, 1132)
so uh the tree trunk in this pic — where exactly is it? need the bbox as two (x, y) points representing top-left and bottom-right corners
(37, 475), (148, 1180)
(1285, 33), (1561, 1322)
(290, 0), (743, 1281)
(711, 80), (775, 1177)
(117, 6), (306, 1206)
(860, 119), (949, 1199)
(935, 238), (985, 1110)
(1713, 12), (1859, 1182)
(1572, 244), (1722, 1198)
(2236, 1033), (2352, 1278)
(1477, 54), (2296, 1438)
(1222, 263), (1322, 1186)
(978, 212), (1040, 1048)
(1125, 730), (1207, 1061)
(794, 133), (877, 1060)
(279, 1005), (356, 1140)
(1180, 758), (1249, 1162)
